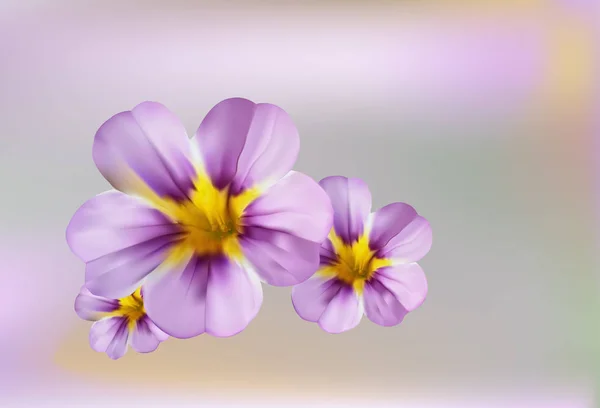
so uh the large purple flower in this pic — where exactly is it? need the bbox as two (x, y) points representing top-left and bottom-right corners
(292, 176), (432, 333)
(74, 286), (168, 360)
(67, 98), (333, 339)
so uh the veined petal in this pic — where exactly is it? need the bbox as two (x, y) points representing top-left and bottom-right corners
(143, 255), (263, 339)
(66, 190), (182, 299)
(93, 101), (196, 201)
(368, 202), (432, 263)
(74, 286), (119, 321)
(130, 316), (168, 353)
(292, 276), (363, 334)
(363, 263), (428, 327)
(66, 190), (180, 263)
(318, 285), (364, 334)
(240, 228), (321, 287)
(291, 275), (344, 322)
(319, 238), (337, 266)
(242, 172), (333, 242)
(89, 316), (130, 360)
(142, 255), (208, 339)
(319, 176), (372, 245)
(240, 171), (333, 286)
(193, 98), (299, 192)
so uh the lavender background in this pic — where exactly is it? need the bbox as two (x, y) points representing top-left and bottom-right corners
(0, 1), (597, 407)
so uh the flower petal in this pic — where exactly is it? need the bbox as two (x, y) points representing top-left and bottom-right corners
(93, 101), (196, 200)
(143, 256), (208, 339)
(66, 190), (180, 263)
(291, 275), (344, 322)
(317, 285), (364, 334)
(319, 176), (372, 244)
(143, 255), (263, 339)
(66, 190), (182, 299)
(204, 258), (263, 337)
(84, 236), (179, 300)
(292, 276), (363, 334)
(130, 316), (167, 353)
(319, 238), (337, 266)
(89, 317), (130, 360)
(368, 202), (432, 263)
(240, 228), (321, 286)
(193, 98), (299, 192)
(240, 171), (333, 286)
(74, 286), (119, 321)
(363, 263), (428, 327)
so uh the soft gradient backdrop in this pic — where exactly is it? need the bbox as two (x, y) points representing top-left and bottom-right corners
(0, 1), (597, 407)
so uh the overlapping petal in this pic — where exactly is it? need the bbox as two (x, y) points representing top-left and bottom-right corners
(89, 317), (130, 360)
(292, 276), (363, 334)
(319, 176), (372, 244)
(66, 191), (182, 299)
(368, 202), (432, 263)
(74, 286), (119, 321)
(240, 171), (333, 286)
(130, 316), (169, 353)
(193, 98), (299, 193)
(363, 263), (428, 326)
(93, 102), (197, 201)
(143, 255), (263, 339)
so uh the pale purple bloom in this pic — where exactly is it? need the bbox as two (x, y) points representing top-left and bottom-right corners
(74, 286), (168, 360)
(292, 176), (432, 333)
(67, 98), (333, 339)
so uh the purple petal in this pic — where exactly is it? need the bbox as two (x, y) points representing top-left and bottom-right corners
(142, 256), (208, 339)
(204, 258), (263, 337)
(66, 190), (180, 263)
(363, 263), (428, 327)
(93, 101), (196, 201)
(243, 172), (333, 243)
(317, 285), (363, 333)
(292, 276), (363, 334)
(291, 275), (344, 322)
(240, 228), (321, 286)
(84, 234), (180, 300)
(130, 316), (167, 353)
(89, 317), (130, 360)
(240, 171), (333, 286)
(319, 238), (337, 266)
(319, 176), (372, 244)
(66, 190), (182, 299)
(193, 98), (299, 192)
(74, 285), (119, 321)
(144, 255), (263, 339)
(368, 202), (432, 262)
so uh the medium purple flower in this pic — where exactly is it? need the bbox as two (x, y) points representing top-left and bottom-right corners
(291, 176), (432, 333)
(74, 286), (168, 360)
(66, 98), (333, 339)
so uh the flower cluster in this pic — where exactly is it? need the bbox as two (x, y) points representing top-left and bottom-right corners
(66, 98), (432, 359)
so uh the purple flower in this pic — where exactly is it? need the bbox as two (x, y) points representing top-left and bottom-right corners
(291, 176), (432, 333)
(66, 98), (333, 339)
(74, 286), (168, 360)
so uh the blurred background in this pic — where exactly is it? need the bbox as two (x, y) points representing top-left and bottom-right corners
(0, 0), (597, 407)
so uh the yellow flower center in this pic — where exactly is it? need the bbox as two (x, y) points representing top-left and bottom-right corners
(107, 288), (145, 329)
(150, 173), (260, 263)
(319, 231), (391, 294)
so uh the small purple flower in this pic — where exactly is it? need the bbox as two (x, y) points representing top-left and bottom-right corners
(292, 176), (432, 333)
(74, 286), (168, 359)
(66, 98), (333, 339)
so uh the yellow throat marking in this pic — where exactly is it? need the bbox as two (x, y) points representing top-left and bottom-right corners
(106, 287), (145, 330)
(319, 230), (391, 294)
(136, 171), (260, 263)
